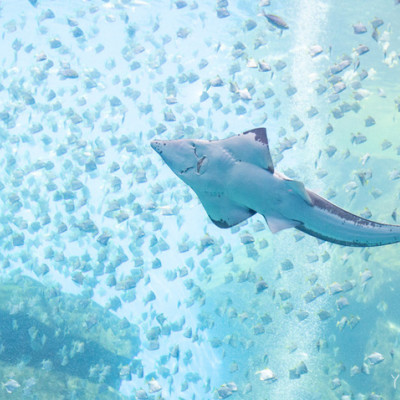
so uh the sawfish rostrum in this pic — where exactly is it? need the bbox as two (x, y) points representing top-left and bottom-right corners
(151, 128), (400, 247)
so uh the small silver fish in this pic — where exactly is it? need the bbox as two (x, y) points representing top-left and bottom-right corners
(263, 12), (289, 30)
(3, 379), (20, 394)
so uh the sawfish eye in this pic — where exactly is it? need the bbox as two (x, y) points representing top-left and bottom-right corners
(196, 156), (208, 175)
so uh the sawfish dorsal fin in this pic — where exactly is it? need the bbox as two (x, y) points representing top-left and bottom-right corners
(284, 179), (313, 206)
(197, 192), (256, 228)
(273, 171), (314, 206)
(221, 127), (274, 173)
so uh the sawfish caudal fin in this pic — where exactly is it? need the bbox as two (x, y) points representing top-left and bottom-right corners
(297, 191), (400, 247)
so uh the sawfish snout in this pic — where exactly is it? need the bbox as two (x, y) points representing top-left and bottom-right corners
(150, 140), (166, 155)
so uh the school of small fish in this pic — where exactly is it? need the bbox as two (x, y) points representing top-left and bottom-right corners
(0, 0), (400, 399)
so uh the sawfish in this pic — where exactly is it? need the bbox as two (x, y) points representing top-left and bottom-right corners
(151, 127), (400, 247)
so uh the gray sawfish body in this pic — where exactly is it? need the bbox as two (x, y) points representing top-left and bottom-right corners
(151, 127), (400, 247)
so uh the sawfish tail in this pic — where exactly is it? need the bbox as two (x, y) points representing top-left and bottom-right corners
(296, 191), (400, 247)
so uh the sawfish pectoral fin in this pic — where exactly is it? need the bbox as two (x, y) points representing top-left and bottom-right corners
(221, 127), (275, 173)
(197, 192), (256, 228)
(265, 216), (300, 233)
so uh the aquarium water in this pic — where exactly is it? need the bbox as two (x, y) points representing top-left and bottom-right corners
(0, 0), (400, 399)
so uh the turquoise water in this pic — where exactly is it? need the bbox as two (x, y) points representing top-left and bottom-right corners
(0, 0), (400, 398)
